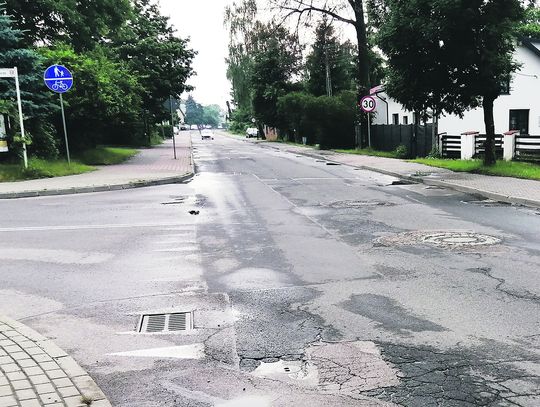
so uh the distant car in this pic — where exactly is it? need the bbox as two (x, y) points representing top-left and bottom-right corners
(217, 125), (223, 129)
(204, 125), (212, 129)
(180, 124), (189, 131)
(201, 129), (214, 140)
(246, 127), (259, 138)
(190, 124), (198, 130)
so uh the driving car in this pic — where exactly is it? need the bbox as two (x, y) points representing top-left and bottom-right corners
(246, 127), (259, 138)
(201, 129), (214, 140)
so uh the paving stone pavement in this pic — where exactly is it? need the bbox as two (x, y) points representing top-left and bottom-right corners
(0, 133), (193, 199)
(240, 135), (540, 208)
(0, 316), (111, 407)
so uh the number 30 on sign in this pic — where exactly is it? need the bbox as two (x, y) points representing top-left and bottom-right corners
(360, 96), (376, 113)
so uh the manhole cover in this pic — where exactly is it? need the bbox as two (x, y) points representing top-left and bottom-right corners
(326, 200), (395, 209)
(137, 312), (193, 333)
(420, 232), (501, 247)
(375, 231), (501, 248)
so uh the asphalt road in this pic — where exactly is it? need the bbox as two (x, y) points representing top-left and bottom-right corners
(1, 131), (539, 406)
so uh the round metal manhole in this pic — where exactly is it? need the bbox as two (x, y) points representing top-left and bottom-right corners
(326, 200), (395, 209)
(375, 231), (501, 249)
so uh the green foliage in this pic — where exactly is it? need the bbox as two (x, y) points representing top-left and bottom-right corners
(305, 19), (356, 96)
(224, 0), (258, 110)
(28, 123), (59, 159)
(39, 45), (143, 151)
(228, 107), (252, 133)
(250, 23), (302, 128)
(203, 105), (222, 127)
(0, 158), (94, 182)
(393, 144), (408, 159)
(278, 91), (356, 149)
(5, 0), (132, 51)
(412, 159), (540, 180)
(185, 95), (204, 125)
(115, 0), (196, 123)
(518, 6), (540, 38)
(77, 147), (138, 166)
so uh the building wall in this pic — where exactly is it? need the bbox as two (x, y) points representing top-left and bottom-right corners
(371, 43), (540, 135)
(439, 44), (540, 135)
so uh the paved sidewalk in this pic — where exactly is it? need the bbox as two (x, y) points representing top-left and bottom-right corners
(0, 134), (193, 199)
(242, 137), (540, 208)
(0, 316), (111, 407)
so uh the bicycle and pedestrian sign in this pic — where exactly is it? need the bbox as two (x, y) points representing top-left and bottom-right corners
(44, 65), (73, 93)
(44, 65), (73, 163)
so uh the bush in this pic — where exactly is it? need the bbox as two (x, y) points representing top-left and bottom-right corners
(28, 123), (60, 160)
(277, 91), (355, 149)
(394, 144), (408, 159)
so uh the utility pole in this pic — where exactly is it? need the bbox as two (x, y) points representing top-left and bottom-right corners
(169, 95), (177, 160)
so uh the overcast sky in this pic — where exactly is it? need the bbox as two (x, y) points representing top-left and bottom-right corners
(160, 0), (232, 108)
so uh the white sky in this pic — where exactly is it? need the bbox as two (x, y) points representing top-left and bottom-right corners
(159, 0), (232, 108)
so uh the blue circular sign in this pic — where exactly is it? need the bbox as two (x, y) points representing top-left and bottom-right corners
(44, 65), (73, 93)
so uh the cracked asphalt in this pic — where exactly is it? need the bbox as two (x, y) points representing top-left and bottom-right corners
(0, 131), (539, 406)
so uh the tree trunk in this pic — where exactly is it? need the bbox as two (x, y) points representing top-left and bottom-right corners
(482, 95), (496, 166)
(353, 1), (371, 148)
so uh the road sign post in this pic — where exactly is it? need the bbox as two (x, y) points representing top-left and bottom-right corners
(360, 96), (377, 149)
(169, 96), (177, 160)
(44, 65), (73, 165)
(0, 67), (28, 168)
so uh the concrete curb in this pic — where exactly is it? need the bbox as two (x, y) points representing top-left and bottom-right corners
(0, 171), (194, 200)
(0, 315), (112, 406)
(258, 142), (540, 209)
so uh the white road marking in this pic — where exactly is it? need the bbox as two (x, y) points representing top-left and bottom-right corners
(0, 223), (194, 232)
(109, 344), (204, 359)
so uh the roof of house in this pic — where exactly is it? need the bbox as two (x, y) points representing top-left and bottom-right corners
(522, 38), (540, 58)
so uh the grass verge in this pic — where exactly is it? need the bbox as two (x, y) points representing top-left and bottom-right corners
(413, 158), (540, 181)
(77, 146), (138, 165)
(0, 159), (94, 182)
(335, 148), (400, 158)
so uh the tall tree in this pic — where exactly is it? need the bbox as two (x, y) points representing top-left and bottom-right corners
(250, 23), (302, 128)
(224, 0), (258, 111)
(305, 19), (356, 96)
(185, 95), (204, 126)
(518, 5), (540, 38)
(4, 0), (132, 50)
(376, 0), (524, 165)
(0, 8), (56, 158)
(114, 0), (196, 124)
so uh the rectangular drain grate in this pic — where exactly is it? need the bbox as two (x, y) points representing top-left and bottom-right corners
(138, 312), (193, 333)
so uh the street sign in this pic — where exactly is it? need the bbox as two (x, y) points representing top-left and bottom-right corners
(44, 65), (73, 93)
(0, 68), (17, 78)
(360, 96), (377, 113)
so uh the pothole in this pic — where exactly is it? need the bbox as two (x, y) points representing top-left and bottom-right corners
(389, 179), (416, 186)
(375, 230), (502, 248)
(325, 162), (340, 166)
(325, 200), (396, 209)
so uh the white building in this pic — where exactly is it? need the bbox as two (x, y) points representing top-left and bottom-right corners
(371, 38), (540, 136)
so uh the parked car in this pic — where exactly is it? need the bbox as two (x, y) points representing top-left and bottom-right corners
(180, 124), (189, 131)
(201, 129), (214, 140)
(190, 124), (198, 130)
(246, 127), (259, 138)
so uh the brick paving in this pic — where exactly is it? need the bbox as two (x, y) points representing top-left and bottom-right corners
(0, 316), (110, 407)
(0, 134), (193, 198)
(256, 139), (540, 208)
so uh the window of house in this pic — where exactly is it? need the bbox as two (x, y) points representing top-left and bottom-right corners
(403, 116), (409, 125)
(509, 110), (529, 134)
(392, 114), (399, 125)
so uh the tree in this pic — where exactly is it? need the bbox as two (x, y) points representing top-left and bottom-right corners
(224, 0), (258, 111)
(39, 45), (143, 150)
(0, 8), (57, 159)
(376, 0), (524, 165)
(5, 0), (132, 51)
(185, 95), (204, 126)
(305, 19), (356, 96)
(114, 0), (196, 124)
(518, 5), (540, 38)
(202, 105), (222, 127)
(250, 23), (302, 128)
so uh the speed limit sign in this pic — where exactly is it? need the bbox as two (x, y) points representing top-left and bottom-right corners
(360, 96), (377, 113)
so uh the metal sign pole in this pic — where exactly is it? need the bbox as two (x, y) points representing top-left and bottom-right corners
(170, 96), (177, 160)
(59, 93), (71, 165)
(13, 68), (28, 168)
(368, 112), (372, 148)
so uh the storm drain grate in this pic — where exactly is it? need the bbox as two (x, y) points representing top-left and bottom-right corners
(137, 312), (193, 333)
